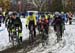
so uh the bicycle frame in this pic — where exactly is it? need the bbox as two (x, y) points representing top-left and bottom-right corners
(29, 25), (34, 43)
(15, 27), (21, 45)
(10, 29), (16, 46)
(10, 26), (20, 46)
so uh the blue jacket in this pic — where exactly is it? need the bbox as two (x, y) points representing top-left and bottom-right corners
(36, 15), (41, 22)
(61, 14), (68, 22)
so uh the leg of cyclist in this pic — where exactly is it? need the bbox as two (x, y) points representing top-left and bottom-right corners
(8, 28), (12, 42)
(54, 25), (56, 32)
(19, 31), (22, 43)
(31, 21), (36, 38)
(45, 24), (49, 45)
(17, 26), (22, 43)
(62, 23), (65, 33)
(60, 25), (63, 40)
(38, 23), (42, 34)
(33, 25), (36, 38)
(56, 25), (59, 42)
(69, 18), (72, 25)
(46, 24), (49, 34)
(9, 30), (11, 42)
(28, 21), (34, 43)
(11, 28), (15, 46)
(0, 20), (1, 27)
(28, 22), (31, 40)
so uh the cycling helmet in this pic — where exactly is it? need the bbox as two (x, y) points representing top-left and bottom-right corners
(41, 14), (45, 18)
(45, 12), (49, 15)
(54, 12), (61, 17)
(8, 11), (13, 16)
(12, 12), (17, 16)
(55, 12), (60, 16)
(38, 12), (41, 15)
(61, 11), (64, 14)
(29, 12), (33, 16)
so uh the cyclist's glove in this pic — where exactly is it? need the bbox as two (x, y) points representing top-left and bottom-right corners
(35, 25), (37, 28)
(26, 25), (27, 28)
(19, 27), (22, 33)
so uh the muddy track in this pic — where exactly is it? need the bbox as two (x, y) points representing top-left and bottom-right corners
(0, 34), (43, 53)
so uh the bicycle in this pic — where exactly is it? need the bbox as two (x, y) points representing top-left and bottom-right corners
(15, 27), (22, 45)
(56, 25), (63, 43)
(69, 19), (72, 25)
(40, 21), (49, 47)
(10, 26), (21, 46)
(29, 25), (35, 44)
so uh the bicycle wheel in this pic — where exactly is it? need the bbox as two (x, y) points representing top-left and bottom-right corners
(15, 27), (21, 45)
(41, 29), (47, 46)
(29, 26), (34, 44)
(10, 32), (15, 46)
(41, 31), (45, 46)
(56, 26), (61, 42)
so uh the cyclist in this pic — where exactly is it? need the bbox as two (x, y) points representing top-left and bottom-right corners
(38, 14), (49, 34)
(8, 12), (22, 42)
(26, 12), (37, 38)
(52, 12), (64, 40)
(38, 14), (49, 46)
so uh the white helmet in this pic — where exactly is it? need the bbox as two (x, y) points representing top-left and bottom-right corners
(8, 11), (13, 16)
(54, 11), (60, 16)
(61, 11), (64, 14)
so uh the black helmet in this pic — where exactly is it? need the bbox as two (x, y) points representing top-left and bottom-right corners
(38, 12), (41, 15)
(29, 12), (33, 16)
(0, 12), (2, 15)
(41, 14), (45, 18)
(12, 12), (17, 16)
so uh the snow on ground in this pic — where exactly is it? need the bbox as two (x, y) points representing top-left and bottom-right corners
(21, 18), (29, 41)
(57, 25), (75, 53)
(0, 23), (9, 51)
(27, 24), (75, 53)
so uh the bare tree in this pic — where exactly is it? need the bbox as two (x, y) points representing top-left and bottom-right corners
(32, 0), (47, 11)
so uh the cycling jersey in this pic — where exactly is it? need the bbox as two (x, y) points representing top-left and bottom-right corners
(26, 15), (36, 26)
